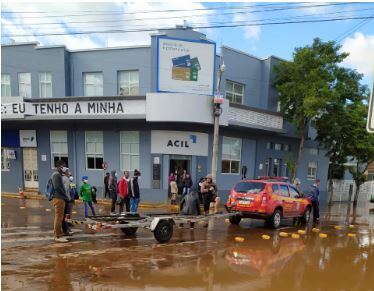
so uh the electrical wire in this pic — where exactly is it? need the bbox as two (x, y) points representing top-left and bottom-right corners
(3, 16), (374, 38)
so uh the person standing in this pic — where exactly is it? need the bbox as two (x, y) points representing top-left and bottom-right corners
(79, 176), (96, 218)
(170, 179), (178, 205)
(108, 170), (118, 214)
(62, 169), (73, 236)
(67, 175), (78, 221)
(118, 171), (131, 213)
(104, 172), (110, 199)
(200, 174), (220, 215)
(182, 173), (193, 196)
(51, 160), (71, 243)
(310, 179), (321, 222)
(168, 172), (175, 201)
(129, 169), (141, 213)
(180, 191), (200, 216)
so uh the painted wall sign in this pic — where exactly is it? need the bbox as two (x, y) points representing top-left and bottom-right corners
(1, 97), (146, 120)
(151, 130), (208, 156)
(157, 37), (216, 96)
(19, 130), (37, 147)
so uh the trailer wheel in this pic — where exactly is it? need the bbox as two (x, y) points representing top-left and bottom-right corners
(121, 227), (138, 236)
(154, 220), (173, 243)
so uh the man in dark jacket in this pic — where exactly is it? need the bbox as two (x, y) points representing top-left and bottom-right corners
(109, 170), (118, 214)
(51, 160), (71, 243)
(182, 173), (193, 196)
(104, 172), (110, 199)
(129, 169), (141, 213)
(310, 179), (321, 222)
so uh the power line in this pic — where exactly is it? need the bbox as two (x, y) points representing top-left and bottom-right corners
(3, 16), (373, 38)
(0, 2), (305, 14)
(3, 7), (373, 31)
(334, 15), (373, 43)
(1, 2), (357, 20)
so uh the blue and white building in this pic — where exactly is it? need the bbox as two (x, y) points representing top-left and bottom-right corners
(1, 26), (329, 202)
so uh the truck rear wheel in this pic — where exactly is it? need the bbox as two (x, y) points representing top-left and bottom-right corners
(154, 220), (173, 243)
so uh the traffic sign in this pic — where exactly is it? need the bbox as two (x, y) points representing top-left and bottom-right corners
(367, 80), (374, 133)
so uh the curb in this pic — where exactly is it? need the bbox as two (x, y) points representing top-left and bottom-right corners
(1, 193), (179, 210)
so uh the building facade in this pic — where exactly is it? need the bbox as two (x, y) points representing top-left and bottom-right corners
(1, 27), (329, 202)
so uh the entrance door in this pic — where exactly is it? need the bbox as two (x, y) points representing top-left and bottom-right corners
(169, 155), (191, 175)
(23, 148), (38, 188)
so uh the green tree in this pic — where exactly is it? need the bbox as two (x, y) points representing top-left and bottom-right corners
(273, 38), (349, 182)
(315, 66), (368, 205)
(344, 101), (374, 206)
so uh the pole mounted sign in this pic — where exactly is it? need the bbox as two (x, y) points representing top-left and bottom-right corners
(367, 80), (374, 133)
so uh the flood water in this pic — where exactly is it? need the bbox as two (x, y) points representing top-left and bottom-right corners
(2, 197), (374, 290)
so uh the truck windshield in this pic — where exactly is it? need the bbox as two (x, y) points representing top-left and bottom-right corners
(235, 182), (265, 194)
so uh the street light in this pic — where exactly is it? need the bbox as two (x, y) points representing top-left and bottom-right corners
(211, 59), (225, 182)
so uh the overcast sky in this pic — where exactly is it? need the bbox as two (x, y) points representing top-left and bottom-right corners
(1, 1), (373, 86)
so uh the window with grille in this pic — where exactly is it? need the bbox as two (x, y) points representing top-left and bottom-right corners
(50, 131), (68, 168)
(120, 131), (140, 171)
(222, 136), (242, 174)
(85, 131), (103, 169)
(118, 71), (139, 96)
(307, 161), (317, 179)
(225, 80), (244, 104)
(18, 72), (31, 97)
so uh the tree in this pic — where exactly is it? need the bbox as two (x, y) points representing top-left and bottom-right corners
(344, 101), (374, 206)
(273, 38), (349, 182)
(315, 66), (368, 205)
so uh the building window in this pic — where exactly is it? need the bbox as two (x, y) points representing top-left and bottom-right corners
(308, 148), (318, 156)
(1, 148), (10, 171)
(307, 161), (317, 179)
(225, 80), (244, 104)
(273, 158), (281, 176)
(39, 72), (52, 98)
(266, 142), (273, 150)
(265, 158), (271, 176)
(118, 71), (139, 96)
(274, 143), (282, 151)
(18, 72), (31, 97)
(83, 72), (103, 96)
(368, 171), (374, 181)
(120, 131), (140, 171)
(277, 101), (281, 112)
(1, 74), (11, 96)
(283, 144), (290, 151)
(222, 136), (242, 174)
(50, 131), (68, 168)
(85, 131), (103, 169)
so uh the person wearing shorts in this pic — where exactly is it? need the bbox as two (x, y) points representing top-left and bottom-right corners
(200, 174), (219, 215)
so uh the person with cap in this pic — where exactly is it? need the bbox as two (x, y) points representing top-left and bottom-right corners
(108, 170), (118, 214)
(51, 160), (71, 243)
(310, 178), (321, 222)
(200, 174), (220, 215)
(129, 169), (141, 213)
(79, 175), (96, 218)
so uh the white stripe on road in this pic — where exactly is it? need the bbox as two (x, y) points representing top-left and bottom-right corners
(1, 232), (122, 244)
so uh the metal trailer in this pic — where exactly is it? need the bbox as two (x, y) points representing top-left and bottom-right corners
(67, 211), (239, 243)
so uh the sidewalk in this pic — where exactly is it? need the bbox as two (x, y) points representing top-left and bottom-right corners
(1, 192), (178, 210)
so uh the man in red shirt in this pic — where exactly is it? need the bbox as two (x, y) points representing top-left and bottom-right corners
(118, 171), (130, 213)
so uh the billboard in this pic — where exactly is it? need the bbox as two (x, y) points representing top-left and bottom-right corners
(156, 36), (216, 96)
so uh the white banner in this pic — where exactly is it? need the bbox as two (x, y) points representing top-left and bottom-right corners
(151, 130), (209, 156)
(157, 37), (215, 96)
(1, 98), (146, 120)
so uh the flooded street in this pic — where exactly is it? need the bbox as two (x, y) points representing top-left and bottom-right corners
(2, 197), (374, 291)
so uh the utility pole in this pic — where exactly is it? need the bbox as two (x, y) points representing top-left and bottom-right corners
(211, 55), (225, 182)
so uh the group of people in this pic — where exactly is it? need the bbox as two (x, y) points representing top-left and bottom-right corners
(104, 169), (142, 214)
(179, 174), (221, 216)
(168, 169), (193, 204)
(50, 160), (97, 243)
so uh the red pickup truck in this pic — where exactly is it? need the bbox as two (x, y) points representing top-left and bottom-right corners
(226, 178), (312, 228)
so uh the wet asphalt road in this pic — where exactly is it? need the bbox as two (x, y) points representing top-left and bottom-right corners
(2, 197), (374, 291)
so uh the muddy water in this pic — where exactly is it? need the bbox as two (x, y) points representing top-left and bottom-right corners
(2, 197), (374, 291)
